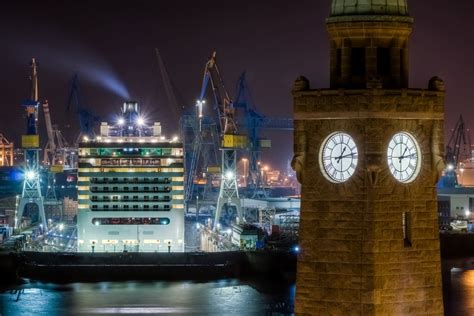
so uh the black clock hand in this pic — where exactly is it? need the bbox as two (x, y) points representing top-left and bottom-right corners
(399, 147), (408, 161)
(335, 147), (347, 163)
(339, 153), (355, 159)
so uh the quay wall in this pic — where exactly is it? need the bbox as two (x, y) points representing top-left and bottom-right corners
(0, 250), (296, 283)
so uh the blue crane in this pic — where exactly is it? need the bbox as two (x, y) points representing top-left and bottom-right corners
(16, 58), (47, 231)
(233, 71), (293, 198)
(66, 74), (101, 144)
(440, 115), (471, 188)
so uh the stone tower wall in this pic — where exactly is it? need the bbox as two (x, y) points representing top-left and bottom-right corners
(293, 88), (445, 315)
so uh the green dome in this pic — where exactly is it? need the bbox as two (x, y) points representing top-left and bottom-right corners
(331, 0), (409, 16)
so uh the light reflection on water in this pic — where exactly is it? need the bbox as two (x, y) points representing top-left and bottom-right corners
(0, 279), (295, 315)
(447, 269), (474, 316)
(7, 270), (474, 315)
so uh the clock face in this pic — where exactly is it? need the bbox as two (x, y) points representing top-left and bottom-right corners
(320, 132), (358, 183)
(387, 132), (421, 183)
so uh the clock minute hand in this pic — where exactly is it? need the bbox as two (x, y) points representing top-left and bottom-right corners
(335, 147), (347, 163)
(339, 152), (355, 159)
(399, 147), (408, 160)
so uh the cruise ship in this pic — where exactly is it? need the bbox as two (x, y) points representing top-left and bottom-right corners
(76, 101), (184, 252)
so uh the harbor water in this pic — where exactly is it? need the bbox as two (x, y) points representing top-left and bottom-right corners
(0, 279), (295, 315)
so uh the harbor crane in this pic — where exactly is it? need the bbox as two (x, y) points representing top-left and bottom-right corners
(16, 58), (47, 231)
(198, 52), (245, 228)
(155, 50), (219, 206)
(443, 115), (472, 187)
(233, 72), (294, 198)
(66, 74), (101, 145)
(155, 49), (184, 129)
(43, 100), (77, 169)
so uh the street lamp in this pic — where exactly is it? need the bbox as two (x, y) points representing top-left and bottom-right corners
(196, 195), (199, 220)
(225, 170), (235, 180)
(25, 170), (37, 181)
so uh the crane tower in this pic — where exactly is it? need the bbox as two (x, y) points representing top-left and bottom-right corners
(198, 52), (245, 228)
(16, 58), (47, 231)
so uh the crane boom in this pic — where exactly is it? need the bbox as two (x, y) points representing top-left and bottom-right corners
(155, 49), (182, 119)
(198, 52), (243, 228)
(43, 100), (56, 164)
(31, 58), (39, 102)
(200, 52), (237, 135)
(443, 115), (472, 187)
(66, 74), (100, 144)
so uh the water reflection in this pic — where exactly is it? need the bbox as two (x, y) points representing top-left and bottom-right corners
(0, 279), (295, 315)
(448, 269), (474, 315)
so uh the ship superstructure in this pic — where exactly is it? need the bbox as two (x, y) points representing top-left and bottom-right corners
(77, 101), (184, 252)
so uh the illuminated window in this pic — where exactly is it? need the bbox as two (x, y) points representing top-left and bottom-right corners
(91, 217), (170, 225)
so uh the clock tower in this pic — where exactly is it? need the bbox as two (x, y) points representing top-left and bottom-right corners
(292, 0), (445, 314)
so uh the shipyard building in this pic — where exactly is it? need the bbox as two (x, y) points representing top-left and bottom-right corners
(77, 102), (184, 252)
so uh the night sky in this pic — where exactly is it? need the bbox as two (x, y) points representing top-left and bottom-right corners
(0, 0), (472, 170)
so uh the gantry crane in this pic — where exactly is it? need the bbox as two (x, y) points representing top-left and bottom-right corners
(233, 72), (294, 198)
(198, 52), (245, 228)
(155, 49), (218, 206)
(182, 113), (220, 205)
(66, 74), (101, 145)
(16, 58), (47, 231)
(43, 100), (77, 169)
(443, 115), (472, 187)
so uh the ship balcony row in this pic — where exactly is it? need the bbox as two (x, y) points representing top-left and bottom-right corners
(78, 160), (183, 168)
(89, 177), (172, 184)
(89, 186), (172, 193)
(90, 196), (172, 202)
(90, 204), (172, 211)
